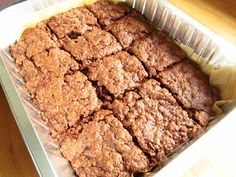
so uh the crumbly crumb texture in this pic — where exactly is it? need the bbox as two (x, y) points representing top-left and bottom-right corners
(111, 79), (203, 164)
(10, 0), (219, 176)
(129, 31), (187, 76)
(60, 110), (150, 177)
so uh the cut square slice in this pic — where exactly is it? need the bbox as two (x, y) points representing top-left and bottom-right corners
(62, 28), (122, 67)
(87, 0), (130, 26)
(35, 71), (101, 137)
(111, 79), (202, 164)
(159, 61), (217, 113)
(105, 11), (154, 49)
(87, 51), (148, 98)
(47, 7), (99, 38)
(129, 31), (187, 76)
(19, 48), (79, 95)
(10, 23), (58, 66)
(32, 48), (79, 77)
(60, 110), (150, 177)
(20, 65), (101, 137)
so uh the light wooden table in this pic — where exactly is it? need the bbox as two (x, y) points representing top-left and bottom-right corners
(0, 1), (236, 177)
(0, 86), (38, 177)
(168, 0), (236, 45)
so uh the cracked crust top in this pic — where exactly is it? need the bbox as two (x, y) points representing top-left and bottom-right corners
(129, 30), (187, 76)
(35, 71), (101, 137)
(20, 58), (101, 137)
(10, 23), (58, 66)
(87, 51), (148, 97)
(87, 0), (130, 26)
(60, 110), (150, 177)
(105, 11), (155, 48)
(62, 28), (122, 67)
(47, 7), (99, 38)
(111, 79), (202, 163)
(159, 61), (217, 113)
(9, 0), (219, 175)
(32, 48), (79, 77)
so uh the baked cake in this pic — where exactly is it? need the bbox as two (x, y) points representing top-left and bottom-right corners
(10, 0), (219, 176)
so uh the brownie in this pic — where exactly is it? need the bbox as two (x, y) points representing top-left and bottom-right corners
(19, 48), (79, 94)
(61, 35), (92, 66)
(10, 0), (219, 176)
(84, 28), (122, 58)
(10, 23), (58, 66)
(60, 110), (150, 177)
(129, 31), (187, 76)
(35, 71), (101, 137)
(87, 0), (130, 26)
(105, 11), (155, 48)
(111, 79), (202, 163)
(62, 28), (122, 67)
(159, 61), (217, 114)
(47, 7), (98, 38)
(87, 51), (148, 98)
(19, 56), (100, 136)
(32, 48), (79, 77)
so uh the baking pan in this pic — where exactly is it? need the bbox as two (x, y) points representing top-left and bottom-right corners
(0, 0), (236, 177)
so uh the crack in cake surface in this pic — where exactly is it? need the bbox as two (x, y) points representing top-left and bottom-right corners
(9, 0), (219, 176)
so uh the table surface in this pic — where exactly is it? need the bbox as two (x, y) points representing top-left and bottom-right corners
(0, 0), (236, 177)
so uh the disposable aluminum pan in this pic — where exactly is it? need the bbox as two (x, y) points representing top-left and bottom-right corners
(0, 0), (236, 177)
